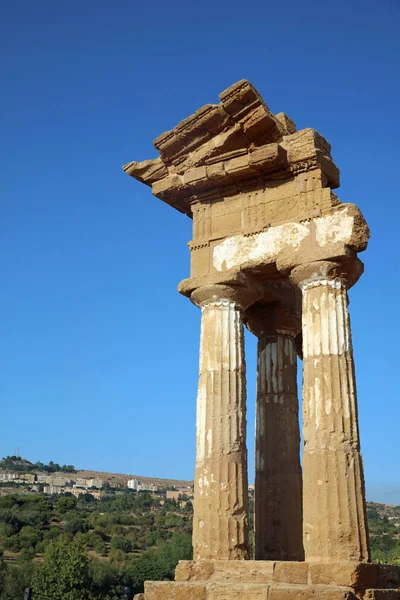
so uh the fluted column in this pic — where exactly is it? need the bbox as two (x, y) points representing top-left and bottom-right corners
(191, 284), (258, 561)
(291, 259), (370, 563)
(246, 305), (303, 561)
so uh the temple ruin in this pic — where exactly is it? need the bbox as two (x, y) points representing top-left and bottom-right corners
(123, 80), (400, 599)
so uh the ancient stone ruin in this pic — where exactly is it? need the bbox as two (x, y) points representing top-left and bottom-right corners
(124, 80), (400, 599)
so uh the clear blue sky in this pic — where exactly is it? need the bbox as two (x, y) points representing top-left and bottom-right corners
(1, 1), (399, 503)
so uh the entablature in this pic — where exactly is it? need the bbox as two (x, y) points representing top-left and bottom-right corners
(123, 80), (339, 216)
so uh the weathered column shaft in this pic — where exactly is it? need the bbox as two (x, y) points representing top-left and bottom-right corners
(193, 297), (249, 560)
(300, 276), (370, 562)
(255, 329), (303, 560)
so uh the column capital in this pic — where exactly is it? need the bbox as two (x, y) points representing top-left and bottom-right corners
(290, 257), (364, 291)
(191, 283), (263, 311)
(244, 303), (301, 339)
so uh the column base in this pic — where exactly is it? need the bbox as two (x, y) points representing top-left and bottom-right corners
(143, 560), (400, 600)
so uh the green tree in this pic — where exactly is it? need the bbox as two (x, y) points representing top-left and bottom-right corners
(0, 522), (13, 538)
(157, 532), (192, 577)
(0, 561), (36, 600)
(126, 550), (168, 595)
(43, 525), (61, 542)
(111, 536), (132, 553)
(64, 517), (89, 535)
(32, 538), (92, 600)
(94, 539), (107, 556)
(19, 525), (41, 550)
(57, 496), (77, 514)
(18, 546), (36, 561)
(109, 548), (126, 565)
(89, 559), (121, 598)
(164, 514), (184, 528)
(79, 493), (95, 504)
(3, 534), (20, 552)
(144, 530), (157, 546)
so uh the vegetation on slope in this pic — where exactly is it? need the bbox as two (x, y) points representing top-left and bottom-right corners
(368, 502), (400, 564)
(0, 490), (192, 599)
(0, 488), (399, 599)
(0, 455), (76, 474)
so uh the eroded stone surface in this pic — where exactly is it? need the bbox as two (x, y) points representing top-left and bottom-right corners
(175, 561), (400, 589)
(269, 588), (356, 600)
(144, 568), (400, 600)
(364, 592), (400, 600)
(176, 560), (276, 583)
(191, 284), (262, 560)
(245, 304), (303, 561)
(292, 261), (370, 563)
(308, 562), (378, 588)
(273, 562), (309, 585)
(145, 581), (207, 600)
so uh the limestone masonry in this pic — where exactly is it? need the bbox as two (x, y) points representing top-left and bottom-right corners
(124, 80), (399, 600)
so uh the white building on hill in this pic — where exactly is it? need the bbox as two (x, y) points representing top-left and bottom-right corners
(127, 478), (157, 492)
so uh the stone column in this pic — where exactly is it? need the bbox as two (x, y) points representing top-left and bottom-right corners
(191, 284), (258, 561)
(291, 259), (370, 563)
(245, 305), (303, 561)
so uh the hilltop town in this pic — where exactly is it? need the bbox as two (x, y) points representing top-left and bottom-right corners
(0, 455), (193, 500)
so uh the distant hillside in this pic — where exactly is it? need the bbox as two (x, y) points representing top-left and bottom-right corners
(0, 456), (34, 472)
(75, 468), (193, 489)
(0, 455), (193, 488)
(367, 501), (400, 563)
(0, 455), (76, 474)
(368, 501), (400, 521)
